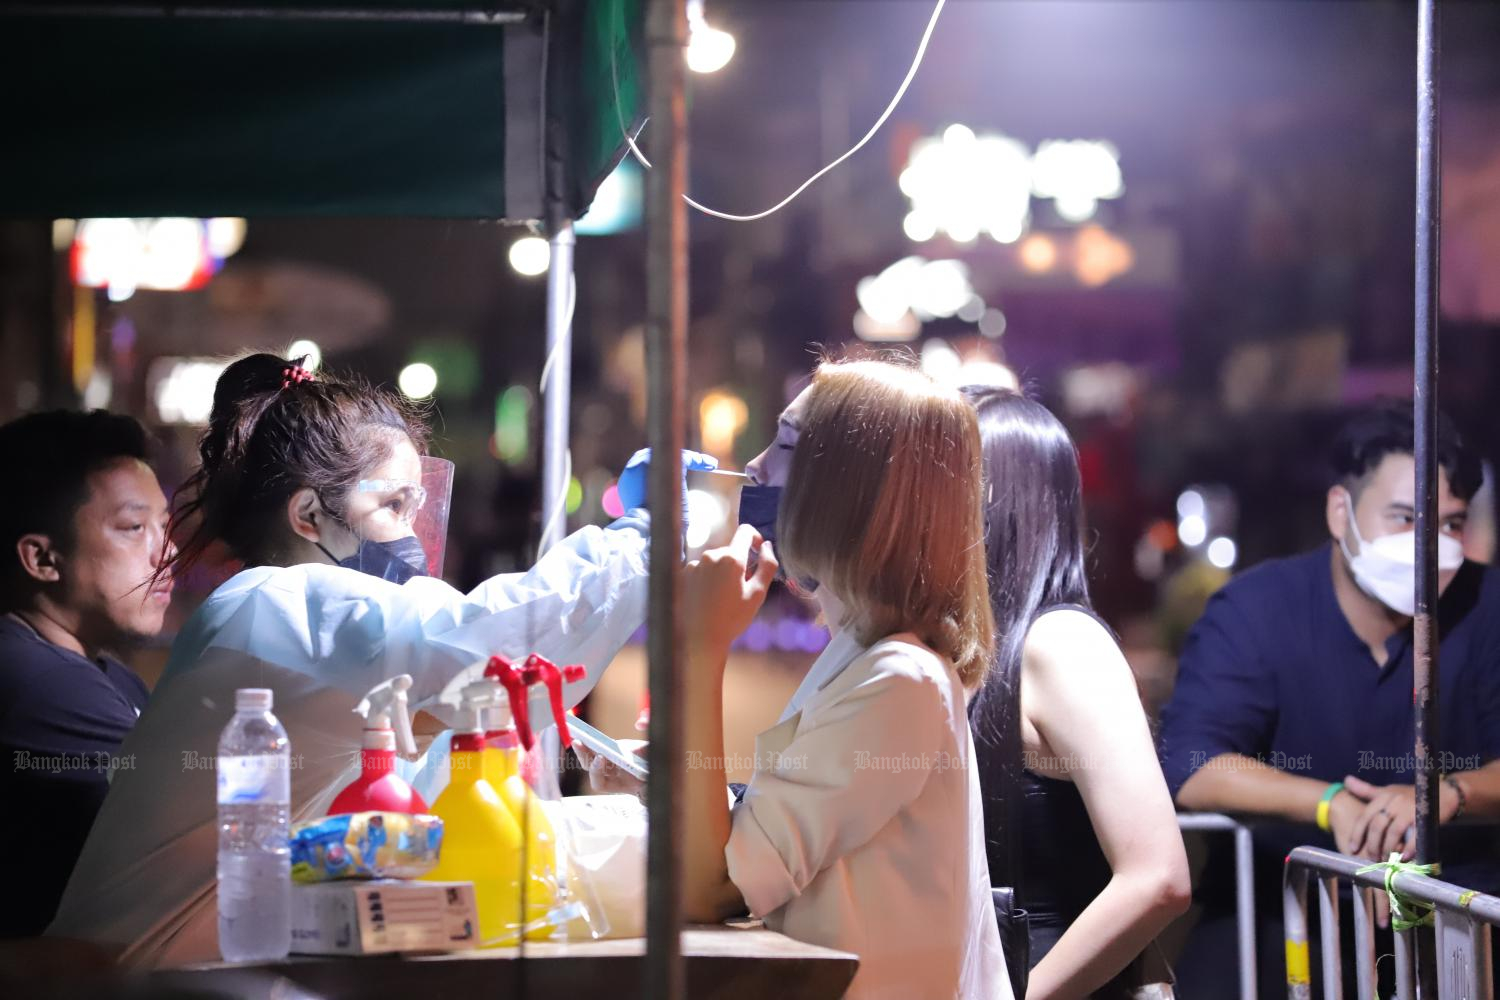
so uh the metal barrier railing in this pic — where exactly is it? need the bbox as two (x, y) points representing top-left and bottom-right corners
(1178, 812), (1258, 1000)
(1283, 846), (1499, 1000)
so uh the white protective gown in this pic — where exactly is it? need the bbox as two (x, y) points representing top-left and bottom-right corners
(47, 514), (648, 968)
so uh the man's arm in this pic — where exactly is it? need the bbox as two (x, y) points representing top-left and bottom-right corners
(1177, 754), (1365, 854)
(1159, 588), (1280, 809)
(1452, 759), (1500, 821)
(1158, 582), (1374, 849)
(1176, 754), (1324, 820)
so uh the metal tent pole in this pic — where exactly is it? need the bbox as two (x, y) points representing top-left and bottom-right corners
(1413, 0), (1441, 872)
(540, 221), (576, 556)
(643, 0), (688, 998)
(1413, 0), (1442, 993)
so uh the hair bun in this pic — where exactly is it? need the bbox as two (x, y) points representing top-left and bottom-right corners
(197, 353), (294, 479)
(211, 354), (294, 426)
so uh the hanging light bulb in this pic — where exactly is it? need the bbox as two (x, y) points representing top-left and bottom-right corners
(686, 0), (736, 74)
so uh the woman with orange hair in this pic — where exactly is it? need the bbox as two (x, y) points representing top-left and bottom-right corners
(677, 358), (1009, 1000)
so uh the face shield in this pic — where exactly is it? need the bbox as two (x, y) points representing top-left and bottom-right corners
(331, 456), (454, 583)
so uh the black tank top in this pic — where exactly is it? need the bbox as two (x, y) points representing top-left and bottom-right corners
(977, 604), (1120, 966)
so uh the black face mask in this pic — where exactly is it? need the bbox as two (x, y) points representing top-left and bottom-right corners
(738, 484), (782, 543)
(332, 537), (430, 584)
(737, 484), (818, 594)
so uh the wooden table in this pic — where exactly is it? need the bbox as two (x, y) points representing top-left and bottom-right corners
(145, 923), (859, 1000)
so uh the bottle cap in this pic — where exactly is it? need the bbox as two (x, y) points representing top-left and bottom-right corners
(235, 688), (273, 712)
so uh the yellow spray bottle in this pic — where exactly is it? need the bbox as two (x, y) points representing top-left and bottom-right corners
(422, 680), (534, 947)
(481, 655), (576, 941)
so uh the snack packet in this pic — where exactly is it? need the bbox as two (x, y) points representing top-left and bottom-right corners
(290, 811), (443, 883)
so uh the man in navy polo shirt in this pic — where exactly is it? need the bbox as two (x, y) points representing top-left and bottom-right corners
(1160, 401), (1500, 996)
(0, 411), (174, 938)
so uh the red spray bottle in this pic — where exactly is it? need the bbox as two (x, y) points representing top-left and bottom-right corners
(329, 674), (429, 815)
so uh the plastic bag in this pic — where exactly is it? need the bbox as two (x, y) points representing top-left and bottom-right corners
(542, 793), (648, 939)
(506, 726), (621, 943)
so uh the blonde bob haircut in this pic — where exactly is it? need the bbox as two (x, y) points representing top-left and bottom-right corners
(778, 358), (996, 688)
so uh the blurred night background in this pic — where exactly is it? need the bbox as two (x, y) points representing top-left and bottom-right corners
(3, 0), (1500, 743)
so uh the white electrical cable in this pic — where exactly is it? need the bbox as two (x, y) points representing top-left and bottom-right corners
(537, 266), (576, 555)
(538, 270), (576, 397)
(538, 446), (573, 555)
(612, 0), (947, 223)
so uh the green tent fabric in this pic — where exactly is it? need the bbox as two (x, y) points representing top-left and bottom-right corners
(0, 0), (643, 220)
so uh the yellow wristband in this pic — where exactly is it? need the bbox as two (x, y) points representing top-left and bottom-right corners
(1316, 782), (1344, 832)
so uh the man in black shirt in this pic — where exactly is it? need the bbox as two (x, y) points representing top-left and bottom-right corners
(0, 410), (174, 937)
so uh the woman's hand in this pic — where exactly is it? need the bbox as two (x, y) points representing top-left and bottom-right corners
(575, 739), (648, 799)
(685, 525), (778, 655)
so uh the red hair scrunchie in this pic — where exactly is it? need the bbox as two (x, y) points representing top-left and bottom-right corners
(280, 364), (316, 390)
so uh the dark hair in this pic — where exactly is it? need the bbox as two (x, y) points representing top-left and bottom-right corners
(166, 353), (429, 575)
(0, 410), (151, 591)
(961, 386), (1096, 887)
(962, 386), (1092, 740)
(1330, 399), (1481, 502)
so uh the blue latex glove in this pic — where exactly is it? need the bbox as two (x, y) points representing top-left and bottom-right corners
(617, 448), (719, 513)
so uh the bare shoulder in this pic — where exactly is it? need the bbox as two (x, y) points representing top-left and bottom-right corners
(1021, 609), (1131, 689)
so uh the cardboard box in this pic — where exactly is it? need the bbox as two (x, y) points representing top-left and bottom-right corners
(290, 880), (479, 955)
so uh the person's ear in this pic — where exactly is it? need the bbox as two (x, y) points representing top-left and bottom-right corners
(287, 488), (327, 544)
(16, 534), (63, 584)
(1327, 486), (1352, 544)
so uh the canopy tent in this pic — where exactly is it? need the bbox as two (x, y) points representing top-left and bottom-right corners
(0, 0), (649, 554)
(0, 1), (644, 221)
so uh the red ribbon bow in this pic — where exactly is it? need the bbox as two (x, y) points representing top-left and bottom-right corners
(281, 365), (316, 390)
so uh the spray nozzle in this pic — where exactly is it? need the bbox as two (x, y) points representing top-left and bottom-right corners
(353, 674), (418, 756)
(482, 653), (585, 751)
(484, 654), (531, 747)
(452, 679), (504, 736)
(525, 654), (585, 750)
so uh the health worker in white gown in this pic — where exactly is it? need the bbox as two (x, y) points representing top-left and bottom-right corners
(47, 353), (709, 967)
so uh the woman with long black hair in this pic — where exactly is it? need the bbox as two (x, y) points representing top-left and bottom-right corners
(48, 352), (702, 967)
(965, 386), (1189, 999)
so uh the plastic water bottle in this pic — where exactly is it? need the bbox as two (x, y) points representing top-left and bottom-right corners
(217, 688), (291, 962)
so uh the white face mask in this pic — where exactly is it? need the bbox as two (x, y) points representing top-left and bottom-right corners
(1338, 489), (1464, 617)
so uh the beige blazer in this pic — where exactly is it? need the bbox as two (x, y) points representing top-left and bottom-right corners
(725, 630), (1010, 1000)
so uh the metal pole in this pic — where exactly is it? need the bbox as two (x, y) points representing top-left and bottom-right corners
(1412, 0), (1441, 873)
(1395, 928), (1418, 1000)
(540, 222), (575, 556)
(1316, 875), (1344, 1000)
(1413, 9), (1441, 998)
(1434, 909), (1492, 999)
(643, 0), (688, 998)
(1234, 823), (1259, 1000)
(1175, 813), (1259, 1000)
(1283, 863), (1312, 1000)
(1350, 886), (1378, 1000)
